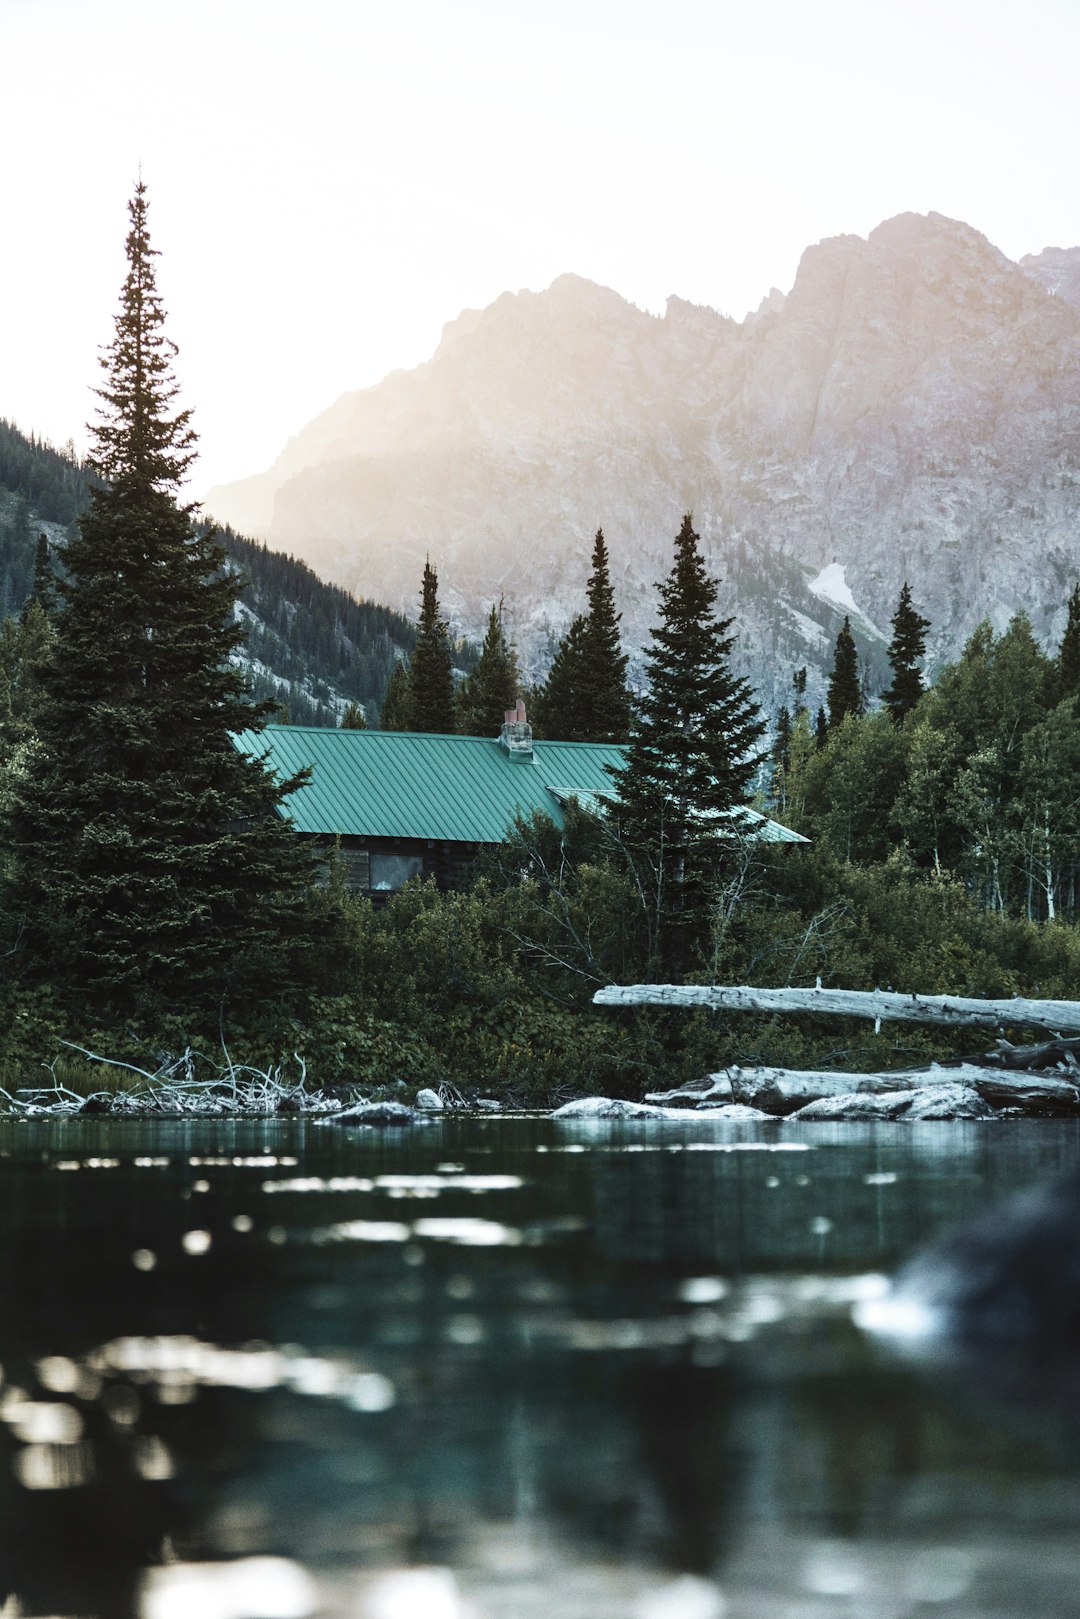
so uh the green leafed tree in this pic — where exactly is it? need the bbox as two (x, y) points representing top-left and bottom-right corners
(456, 602), (519, 736)
(610, 513), (764, 975)
(407, 559), (455, 732)
(882, 582), (930, 723)
(6, 182), (316, 1021)
(827, 615), (862, 729)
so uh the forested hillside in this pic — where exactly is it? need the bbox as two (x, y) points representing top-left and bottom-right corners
(0, 419), (417, 724)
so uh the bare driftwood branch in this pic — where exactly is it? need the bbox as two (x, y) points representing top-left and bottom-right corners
(2, 1046), (346, 1117)
(592, 983), (1080, 1033)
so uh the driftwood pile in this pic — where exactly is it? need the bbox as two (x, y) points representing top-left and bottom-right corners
(595, 983), (1080, 1121)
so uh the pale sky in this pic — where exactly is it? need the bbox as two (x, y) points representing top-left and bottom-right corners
(3, 0), (1079, 497)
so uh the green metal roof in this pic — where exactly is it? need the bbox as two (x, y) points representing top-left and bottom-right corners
(231, 725), (808, 846)
(232, 725), (625, 843)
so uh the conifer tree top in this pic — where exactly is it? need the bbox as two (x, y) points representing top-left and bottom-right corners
(92, 180), (196, 492)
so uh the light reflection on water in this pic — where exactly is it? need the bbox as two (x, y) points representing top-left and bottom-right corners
(0, 1116), (1077, 1617)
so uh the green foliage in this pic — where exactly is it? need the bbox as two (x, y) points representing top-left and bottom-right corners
(827, 615), (862, 728)
(340, 700), (368, 729)
(455, 603), (518, 736)
(222, 527), (415, 721)
(882, 582), (930, 723)
(533, 530), (631, 742)
(5, 183), (319, 1023)
(406, 559), (456, 733)
(611, 513), (764, 973)
(379, 661), (412, 730)
(1058, 582), (1080, 701)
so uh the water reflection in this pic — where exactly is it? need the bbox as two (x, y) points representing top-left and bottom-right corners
(0, 1117), (1076, 1616)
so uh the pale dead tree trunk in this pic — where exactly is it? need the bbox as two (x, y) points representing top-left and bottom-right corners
(592, 983), (1080, 1033)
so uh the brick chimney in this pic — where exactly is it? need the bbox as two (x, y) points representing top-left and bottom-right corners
(499, 699), (533, 762)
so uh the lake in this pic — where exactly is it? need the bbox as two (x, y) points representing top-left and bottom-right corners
(0, 1113), (1078, 1619)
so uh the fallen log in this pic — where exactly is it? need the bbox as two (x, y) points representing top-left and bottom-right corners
(593, 983), (1080, 1034)
(722, 1064), (1080, 1117)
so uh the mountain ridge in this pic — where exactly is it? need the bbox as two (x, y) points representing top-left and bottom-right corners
(207, 210), (1080, 711)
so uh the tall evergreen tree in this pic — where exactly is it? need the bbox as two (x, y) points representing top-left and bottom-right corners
(455, 603), (518, 736)
(531, 614), (591, 740)
(379, 661), (412, 730)
(827, 616), (862, 728)
(815, 706), (829, 750)
(611, 514), (764, 975)
(882, 582), (930, 723)
(7, 182), (315, 1019)
(407, 559), (455, 732)
(580, 528), (631, 740)
(533, 530), (631, 741)
(28, 533), (55, 617)
(1058, 582), (1080, 701)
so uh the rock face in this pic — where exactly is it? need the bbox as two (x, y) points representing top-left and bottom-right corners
(1020, 245), (1080, 312)
(209, 212), (1080, 709)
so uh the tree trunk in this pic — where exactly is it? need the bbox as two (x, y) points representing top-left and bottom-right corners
(592, 982), (1080, 1033)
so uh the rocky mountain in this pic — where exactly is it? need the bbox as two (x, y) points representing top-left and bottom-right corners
(0, 419), (417, 726)
(208, 212), (1080, 715)
(1021, 245), (1080, 312)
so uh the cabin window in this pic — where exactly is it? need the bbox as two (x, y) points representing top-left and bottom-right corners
(369, 853), (424, 891)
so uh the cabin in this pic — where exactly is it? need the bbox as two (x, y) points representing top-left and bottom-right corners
(231, 704), (806, 897)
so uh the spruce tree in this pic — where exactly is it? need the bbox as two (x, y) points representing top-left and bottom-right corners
(1059, 583), (1080, 701)
(379, 661), (412, 730)
(29, 533), (55, 617)
(340, 700), (368, 729)
(455, 603), (518, 736)
(611, 514), (764, 975)
(7, 182), (315, 1020)
(580, 529), (631, 740)
(531, 614), (591, 740)
(773, 705), (792, 773)
(815, 706), (829, 750)
(882, 582), (930, 723)
(827, 616), (862, 728)
(532, 530), (631, 742)
(407, 559), (455, 732)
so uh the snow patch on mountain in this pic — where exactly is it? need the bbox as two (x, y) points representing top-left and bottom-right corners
(808, 564), (858, 616)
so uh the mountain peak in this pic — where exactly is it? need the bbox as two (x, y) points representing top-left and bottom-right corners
(207, 209), (1080, 711)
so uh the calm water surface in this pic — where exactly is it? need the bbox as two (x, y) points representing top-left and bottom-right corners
(0, 1114), (1077, 1619)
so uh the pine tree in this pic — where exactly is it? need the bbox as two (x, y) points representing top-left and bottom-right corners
(407, 559), (455, 732)
(340, 701), (368, 729)
(7, 182), (316, 1020)
(455, 603), (518, 736)
(792, 666), (808, 712)
(532, 530), (631, 742)
(769, 705), (793, 813)
(773, 705), (792, 772)
(379, 661), (411, 730)
(882, 582), (930, 723)
(531, 614), (591, 740)
(611, 514), (764, 975)
(815, 706), (829, 750)
(827, 616), (862, 728)
(1059, 583), (1080, 701)
(29, 533), (55, 617)
(580, 529), (631, 740)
